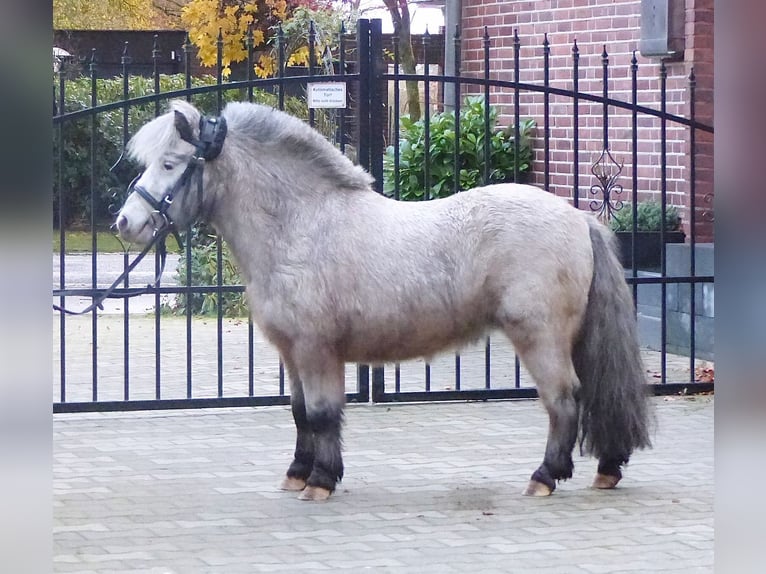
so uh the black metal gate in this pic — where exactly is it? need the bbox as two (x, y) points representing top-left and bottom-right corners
(53, 19), (714, 413)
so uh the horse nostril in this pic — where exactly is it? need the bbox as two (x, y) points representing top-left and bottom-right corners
(115, 215), (128, 233)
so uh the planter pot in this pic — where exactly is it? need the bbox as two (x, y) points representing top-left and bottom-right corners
(615, 231), (686, 269)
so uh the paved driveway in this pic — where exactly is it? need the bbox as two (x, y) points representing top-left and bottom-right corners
(53, 396), (713, 573)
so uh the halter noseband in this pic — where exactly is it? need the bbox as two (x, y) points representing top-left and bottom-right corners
(128, 113), (228, 249)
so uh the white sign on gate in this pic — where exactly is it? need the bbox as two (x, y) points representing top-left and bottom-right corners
(307, 82), (347, 109)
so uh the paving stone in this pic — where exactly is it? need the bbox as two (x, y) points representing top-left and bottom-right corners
(55, 396), (713, 573)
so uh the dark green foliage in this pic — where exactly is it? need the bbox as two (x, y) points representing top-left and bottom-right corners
(162, 228), (249, 318)
(609, 201), (683, 232)
(383, 96), (535, 200)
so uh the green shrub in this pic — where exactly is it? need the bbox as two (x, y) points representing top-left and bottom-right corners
(610, 201), (683, 232)
(162, 228), (249, 318)
(383, 96), (535, 200)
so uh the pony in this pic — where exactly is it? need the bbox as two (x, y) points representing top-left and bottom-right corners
(115, 99), (652, 501)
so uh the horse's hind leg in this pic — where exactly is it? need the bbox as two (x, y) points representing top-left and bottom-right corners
(507, 328), (581, 497)
(280, 365), (313, 492)
(292, 347), (346, 502)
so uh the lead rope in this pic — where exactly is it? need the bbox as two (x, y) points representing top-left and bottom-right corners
(52, 230), (173, 316)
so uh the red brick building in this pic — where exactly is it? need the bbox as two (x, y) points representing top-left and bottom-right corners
(459, 0), (713, 241)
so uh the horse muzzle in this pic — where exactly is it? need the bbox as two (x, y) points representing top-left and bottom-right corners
(113, 207), (165, 246)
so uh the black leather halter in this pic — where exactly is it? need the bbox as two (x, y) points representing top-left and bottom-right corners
(129, 113), (228, 247)
(53, 114), (227, 316)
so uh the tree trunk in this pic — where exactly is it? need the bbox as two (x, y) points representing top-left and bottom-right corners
(383, 0), (421, 121)
(397, 16), (421, 121)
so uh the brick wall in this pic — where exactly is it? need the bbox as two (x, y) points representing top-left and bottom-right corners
(459, 0), (713, 241)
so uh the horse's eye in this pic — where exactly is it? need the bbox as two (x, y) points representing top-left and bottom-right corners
(163, 162), (174, 171)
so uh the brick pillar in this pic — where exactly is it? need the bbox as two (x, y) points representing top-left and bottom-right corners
(686, 0), (714, 242)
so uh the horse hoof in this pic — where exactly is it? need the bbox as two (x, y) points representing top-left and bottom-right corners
(592, 473), (621, 489)
(280, 476), (306, 491)
(523, 480), (553, 497)
(298, 486), (332, 502)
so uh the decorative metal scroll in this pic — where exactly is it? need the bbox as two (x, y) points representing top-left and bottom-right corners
(702, 192), (714, 222)
(589, 147), (625, 224)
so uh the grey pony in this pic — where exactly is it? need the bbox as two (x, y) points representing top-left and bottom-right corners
(115, 99), (652, 501)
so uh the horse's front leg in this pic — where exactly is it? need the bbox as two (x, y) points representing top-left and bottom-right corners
(294, 350), (346, 502)
(280, 368), (314, 492)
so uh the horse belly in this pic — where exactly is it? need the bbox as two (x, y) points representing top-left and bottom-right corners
(336, 299), (494, 364)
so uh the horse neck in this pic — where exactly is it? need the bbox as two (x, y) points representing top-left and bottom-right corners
(202, 160), (320, 279)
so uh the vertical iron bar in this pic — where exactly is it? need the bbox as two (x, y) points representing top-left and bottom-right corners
(309, 20), (316, 127)
(278, 25), (286, 111)
(423, 30), (432, 199)
(216, 28), (223, 113)
(572, 41), (580, 208)
(355, 19), (374, 397)
(152, 36), (161, 116)
(630, 51), (639, 303)
(183, 34), (192, 102)
(455, 28), (463, 391)
(216, 232), (224, 397)
(513, 29), (522, 386)
(392, 22), (401, 394)
(121, 43), (132, 400)
(369, 19), (385, 398)
(423, 30), (431, 391)
(368, 19), (384, 191)
(659, 60), (668, 383)
(183, 34), (193, 394)
(186, 230), (192, 397)
(482, 27), (490, 185)
(484, 338), (491, 389)
(453, 24), (462, 195)
(339, 23), (347, 154)
(279, 360), (285, 395)
(688, 68), (697, 378)
(371, 367), (384, 404)
(356, 365), (372, 402)
(184, 74), (193, 404)
(359, 364), (371, 401)
(356, 20), (371, 172)
(248, 317), (255, 395)
(154, 247), (161, 399)
(152, 36), (163, 399)
(543, 33), (550, 190)
(393, 22), (401, 200)
(453, 24), (462, 392)
(57, 65), (66, 403)
(482, 27), (491, 388)
(216, 29), (225, 397)
(246, 25), (254, 102)
(513, 29), (520, 184)
(359, 364), (371, 403)
(601, 45), (609, 150)
(89, 49), (98, 402)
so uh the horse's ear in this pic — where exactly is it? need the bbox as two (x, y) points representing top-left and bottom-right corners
(174, 110), (195, 143)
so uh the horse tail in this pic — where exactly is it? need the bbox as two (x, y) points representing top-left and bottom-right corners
(573, 217), (653, 466)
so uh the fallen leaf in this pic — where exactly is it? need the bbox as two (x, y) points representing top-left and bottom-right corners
(694, 364), (715, 383)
